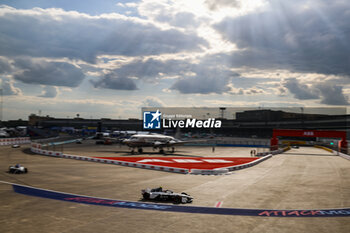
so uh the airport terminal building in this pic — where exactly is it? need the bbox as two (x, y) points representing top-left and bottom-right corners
(25, 110), (349, 139)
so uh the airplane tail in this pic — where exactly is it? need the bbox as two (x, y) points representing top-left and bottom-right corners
(174, 126), (181, 139)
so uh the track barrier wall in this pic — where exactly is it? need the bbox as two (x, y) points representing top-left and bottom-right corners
(0, 137), (31, 146)
(31, 142), (189, 174)
(190, 138), (270, 148)
(330, 149), (350, 161)
(190, 154), (272, 175)
(257, 147), (290, 157)
(314, 145), (334, 153)
(30, 141), (272, 175)
(2, 181), (349, 218)
(338, 152), (350, 161)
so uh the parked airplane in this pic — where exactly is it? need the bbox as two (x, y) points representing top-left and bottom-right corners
(122, 133), (201, 154)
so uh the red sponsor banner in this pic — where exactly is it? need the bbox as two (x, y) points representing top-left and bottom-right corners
(93, 157), (258, 170)
(273, 129), (346, 139)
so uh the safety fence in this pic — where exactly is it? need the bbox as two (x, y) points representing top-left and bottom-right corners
(0, 137), (31, 146)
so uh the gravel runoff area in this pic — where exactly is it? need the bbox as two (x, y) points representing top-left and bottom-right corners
(0, 143), (349, 233)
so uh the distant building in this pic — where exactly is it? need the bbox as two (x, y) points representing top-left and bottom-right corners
(24, 110), (349, 139)
(28, 114), (142, 131)
(236, 110), (329, 122)
(2, 119), (28, 128)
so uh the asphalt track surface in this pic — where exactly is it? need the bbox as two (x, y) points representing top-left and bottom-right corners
(1, 142), (350, 232)
(8, 182), (350, 218)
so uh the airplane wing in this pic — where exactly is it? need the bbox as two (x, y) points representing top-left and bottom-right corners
(153, 139), (207, 147)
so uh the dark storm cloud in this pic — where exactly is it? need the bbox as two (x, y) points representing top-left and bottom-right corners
(316, 83), (349, 105)
(0, 57), (12, 73)
(97, 56), (238, 94)
(91, 58), (188, 91)
(0, 6), (207, 63)
(13, 58), (85, 87)
(214, 0), (350, 76)
(283, 78), (319, 100)
(170, 64), (239, 94)
(167, 55), (240, 94)
(91, 73), (137, 90)
(106, 58), (192, 82)
(283, 78), (349, 105)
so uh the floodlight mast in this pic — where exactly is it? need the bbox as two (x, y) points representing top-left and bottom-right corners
(219, 107), (226, 119)
(0, 87), (3, 127)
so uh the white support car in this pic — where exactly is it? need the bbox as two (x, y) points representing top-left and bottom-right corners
(8, 164), (28, 174)
(141, 187), (193, 204)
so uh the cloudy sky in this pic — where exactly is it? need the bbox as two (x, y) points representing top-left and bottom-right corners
(0, 0), (349, 120)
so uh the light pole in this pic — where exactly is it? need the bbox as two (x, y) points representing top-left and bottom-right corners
(219, 107), (226, 119)
(0, 87), (3, 127)
(300, 107), (304, 129)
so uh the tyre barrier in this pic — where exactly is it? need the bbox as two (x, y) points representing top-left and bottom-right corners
(0, 137), (31, 146)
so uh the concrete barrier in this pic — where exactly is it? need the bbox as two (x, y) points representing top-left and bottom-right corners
(330, 150), (350, 161)
(69, 154), (190, 174)
(30, 140), (271, 175)
(257, 147), (290, 157)
(338, 152), (350, 161)
(190, 168), (229, 175)
(314, 145), (333, 153)
(222, 154), (272, 172)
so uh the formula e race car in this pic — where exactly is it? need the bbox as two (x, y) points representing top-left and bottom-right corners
(141, 187), (193, 204)
(8, 164), (28, 174)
